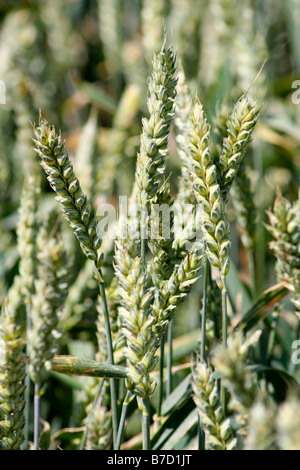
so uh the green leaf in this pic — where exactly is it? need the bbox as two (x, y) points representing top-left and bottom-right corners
(68, 340), (95, 359)
(160, 408), (198, 450)
(49, 371), (86, 391)
(151, 399), (196, 450)
(233, 283), (289, 333)
(166, 330), (201, 362)
(39, 419), (51, 450)
(249, 364), (299, 388)
(51, 355), (128, 379)
(161, 373), (192, 416)
(76, 80), (117, 113)
(52, 427), (85, 443)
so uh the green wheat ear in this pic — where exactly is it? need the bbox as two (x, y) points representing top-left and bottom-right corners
(17, 174), (40, 307)
(135, 41), (177, 209)
(33, 116), (102, 267)
(85, 405), (112, 450)
(218, 95), (260, 200)
(28, 227), (71, 385)
(266, 192), (300, 314)
(192, 361), (237, 450)
(188, 98), (231, 290)
(0, 287), (26, 450)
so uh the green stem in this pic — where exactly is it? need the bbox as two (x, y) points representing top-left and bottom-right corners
(34, 383), (40, 450)
(222, 289), (228, 348)
(196, 259), (210, 450)
(157, 335), (165, 420)
(116, 391), (132, 450)
(167, 320), (173, 396)
(23, 311), (31, 450)
(201, 258), (209, 361)
(221, 286), (228, 414)
(267, 313), (279, 361)
(141, 398), (151, 450)
(198, 415), (205, 450)
(97, 275), (118, 450)
(253, 137), (265, 294)
(249, 249), (257, 300)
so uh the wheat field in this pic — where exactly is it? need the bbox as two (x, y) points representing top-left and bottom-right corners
(0, 0), (299, 451)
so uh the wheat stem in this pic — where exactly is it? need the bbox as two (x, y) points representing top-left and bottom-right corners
(157, 334), (165, 420)
(116, 390), (132, 450)
(97, 279), (118, 449)
(249, 249), (257, 300)
(33, 383), (40, 450)
(201, 258), (210, 361)
(167, 320), (173, 396)
(141, 398), (151, 450)
(221, 287), (228, 414)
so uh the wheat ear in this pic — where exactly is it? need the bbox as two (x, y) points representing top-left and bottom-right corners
(0, 287), (26, 450)
(266, 193), (300, 314)
(135, 42), (177, 210)
(218, 96), (260, 200)
(192, 361), (237, 450)
(188, 98), (231, 291)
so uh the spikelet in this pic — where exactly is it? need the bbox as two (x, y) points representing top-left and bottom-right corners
(218, 96), (260, 200)
(147, 180), (177, 287)
(114, 234), (157, 402)
(192, 361), (237, 450)
(28, 230), (71, 385)
(244, 400), (277, 450)
(135, 42), (177, 210)
(85, 406), (112, 450)
(211, 331), (261, 434)
(276, 393), (300, 450)
(188, 99), (231, 290)
(33, 117), (102, 267)
(266, 193), (300, 314)
(152, 247), (204, 335)
(0, 288), (26, 450)
(214, 98), (257, 250)
(17, 174), (40, 307)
